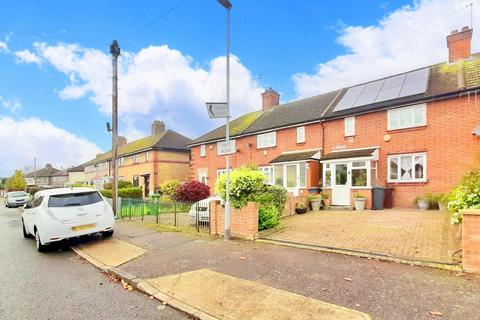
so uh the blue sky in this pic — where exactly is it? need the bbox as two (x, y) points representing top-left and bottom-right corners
(0, 0), (477, 176)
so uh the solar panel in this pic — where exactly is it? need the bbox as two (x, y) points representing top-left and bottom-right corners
(333, 67), (430, 112)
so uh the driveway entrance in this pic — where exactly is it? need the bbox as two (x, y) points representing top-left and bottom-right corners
(263, 210), (461, 265)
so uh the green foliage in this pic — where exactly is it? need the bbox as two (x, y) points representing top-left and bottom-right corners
(215, 166), (266, 208)
(6, 170), (26, 191)
(103, 180), (132, 190)
(101, 187), (143, 199)
(73, 182), (90, 187)
(258, 204), (279, 230)
(448, 169), (480, 224)
(255, 184), (287, 214)
(158, 179), (181, 199)
(424, 193), (450, 209)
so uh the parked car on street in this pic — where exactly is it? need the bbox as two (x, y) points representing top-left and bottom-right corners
(5, 191), (30, 208)
(188, 196), (221, 223)
(22, 187), (115, 252)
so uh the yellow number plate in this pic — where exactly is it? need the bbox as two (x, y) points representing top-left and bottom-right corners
(72, 224), (96, 232)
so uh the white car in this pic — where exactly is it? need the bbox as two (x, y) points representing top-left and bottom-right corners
(188, 196), (221, 222)
(22, 187), (115, 252)
(5, 191), (30, 208)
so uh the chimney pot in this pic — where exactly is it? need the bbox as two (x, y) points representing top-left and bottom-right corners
(152, 120), (165, 136)
(261, 88), (280, 111)
(447, 26), (473, 63)
(118, 136), (127, 147)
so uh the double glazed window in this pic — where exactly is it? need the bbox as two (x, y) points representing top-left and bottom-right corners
(273, 163), (306, 189)
(257, 132), (276, 148)
(133, 154), (140, 164)
(344, 117), (355, 136)
(296, 127), (305, 143)
(388, 104), (426, 130)
(388, 153), (426, 182)
(351, 161), (367, 187)
(259, 166), (274, 185)
(200, 144), (206, 157)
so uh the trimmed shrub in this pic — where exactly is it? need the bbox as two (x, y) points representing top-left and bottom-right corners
(103, 180), (133, 190)
(448, 168), (480, 223)
(258, 204), (279, 230)
(176, 180), (210, 202)
(255, 184), (287, 214)
(158, 179), (181, 199)
(100, 189), (112, 198)
(100, 187), (143, 199)
(215, 166), (266, 208)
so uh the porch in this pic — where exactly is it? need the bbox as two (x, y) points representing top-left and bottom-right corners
(263, 209), (462, 265)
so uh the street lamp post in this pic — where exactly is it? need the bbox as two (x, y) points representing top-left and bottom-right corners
(218, 0), (232, 240)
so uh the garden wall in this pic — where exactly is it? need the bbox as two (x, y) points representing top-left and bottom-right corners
(282, 194), (308, 217)
(209, 201), (259, 240)
(462, 209), (480, 273)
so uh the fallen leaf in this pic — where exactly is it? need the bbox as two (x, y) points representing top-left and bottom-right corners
(240, 256), (247, 260)
(429, 311), (442, 317)
(344, 278), (353, 282)
(355, 304), (360, 307)
(321, 288), (328, 291)
(149, 296), (154, 300)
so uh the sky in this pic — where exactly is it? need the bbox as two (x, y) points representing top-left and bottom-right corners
(0, 0), (478, 177)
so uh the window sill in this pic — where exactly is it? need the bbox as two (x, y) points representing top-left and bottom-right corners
(387, 180), (428, 186)
(296, 141), (306, 145)
(344, 135), (355, 138)
(256, 146), (276, 150)
(387, 125), (427, 134)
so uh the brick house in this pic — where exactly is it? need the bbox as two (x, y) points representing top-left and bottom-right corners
(25, 164), (61, 188)
(189, 27), (480, 208)
(85, 121), (191, 197)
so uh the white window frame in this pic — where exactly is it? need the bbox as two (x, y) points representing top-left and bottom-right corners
(296, 126), (305, 143)
(322, 158), (374, 189)
(145, 152), (150, 162)
(119, 157), (125, 167)
(387, 152), (427, 183)
(259, 166), (274, 185)
(256, 132), (276, 149)
(387, 103), (426, 131)
(344, 116), (355, 137)
(200, 144), (206, 157)
(133, 154), (140, 164)
(216, 168), (232, 179)
(273, 162), (307, 191)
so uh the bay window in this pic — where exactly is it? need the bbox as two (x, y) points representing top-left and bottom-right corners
(351, 161), (367, 187)
(388, 153), (426, 182)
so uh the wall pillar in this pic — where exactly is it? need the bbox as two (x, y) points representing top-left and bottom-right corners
(462, 209), (480, 273)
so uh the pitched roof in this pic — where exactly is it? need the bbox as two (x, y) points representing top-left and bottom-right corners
(52, 170), (68, 177)
(25, 165), (60, 178)
(270, 150), (320, 163)
(88, 130), (191, 165)
(321, 148), (378, 161)
(67, 163), (86, 173)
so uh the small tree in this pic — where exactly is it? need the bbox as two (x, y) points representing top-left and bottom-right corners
(159, 179), (181, 199)
(6, 170), (26, 191)
(176, 180), (210, 202)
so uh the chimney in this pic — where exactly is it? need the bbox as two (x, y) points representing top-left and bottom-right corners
(447, 26), (473, 63)
(118, 136), (127, 147)
(151, 120), (165, 136)
(262, 88), (280, 111)
(45, 163), (52, 168)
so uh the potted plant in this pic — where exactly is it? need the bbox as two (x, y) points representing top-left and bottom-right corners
(353, 193), (367, 211)
(308, 194), (323, 211)
(294, 202), (308, 214)
(437, 193), (450, 211)
(415, 196), (429, 210)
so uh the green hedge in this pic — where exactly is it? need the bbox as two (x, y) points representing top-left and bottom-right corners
(100, 187), (143, 199)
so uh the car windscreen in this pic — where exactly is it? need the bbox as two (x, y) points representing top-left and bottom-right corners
(10, 191), (27, 197)
(48, 192), (103, 208)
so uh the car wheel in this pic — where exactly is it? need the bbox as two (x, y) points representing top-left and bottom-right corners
(5, 202), (9, 208)
(22, 219), (30, 238)
(35, 229), (47, 252)
(102, 230), (114, 238)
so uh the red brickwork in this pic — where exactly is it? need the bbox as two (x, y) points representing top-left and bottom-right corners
(462, 209), (480, 272)
(209, 201), (259, 240)
(447, 27), (473, 63)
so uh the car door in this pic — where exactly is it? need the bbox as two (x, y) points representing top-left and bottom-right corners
(24, 195), (43, 234)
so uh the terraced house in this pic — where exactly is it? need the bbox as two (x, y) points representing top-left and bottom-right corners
(85, 121), (191, 197)
(189, 27), (480, 208)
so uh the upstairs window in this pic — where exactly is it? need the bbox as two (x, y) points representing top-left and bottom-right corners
(344, 116), (355, 136)
(296, 126), (305, 143)
(133, 154), (140, 164)
(200, 144), (206, 157)
(388, 104), (426, 130)
(145, 152), (150, 162)
(119, 157), (125, 167)
(257, 132), (276, 148)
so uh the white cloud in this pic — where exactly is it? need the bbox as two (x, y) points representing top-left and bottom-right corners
(14, 49), (43, 65)
(18, 42), (263, 139)
(0, 117), (102, 177)
(0, 41), (7, 53)
(0, 96), (21, 113)
(293, 0), (480, 97)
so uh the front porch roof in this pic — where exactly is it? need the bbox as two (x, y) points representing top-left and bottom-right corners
(321, 147), (378, 161)
(270, 150), (320, 164)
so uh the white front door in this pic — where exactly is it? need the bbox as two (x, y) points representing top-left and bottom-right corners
(332, 163), (350, 205)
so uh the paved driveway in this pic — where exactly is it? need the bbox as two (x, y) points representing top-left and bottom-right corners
(264, 209), (462, 264)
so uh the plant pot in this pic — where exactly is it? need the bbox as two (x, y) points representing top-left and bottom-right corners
(295, 207), (307, 214)
(354, 198), (366, 211)
(417, 199), (429, 210)
(310, 199), (322, 212)
(438, 201), (448, 211)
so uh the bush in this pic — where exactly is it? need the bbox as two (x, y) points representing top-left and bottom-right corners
(100, 189), (112, 198)
(176, 180), (210, 202)
(448, 169), (480, 223)
(100, 187), (143, 199)
(215, 166), (266, 208)
(425, 193), (450, 209)
(255, 184), (287, 214)
(258, 204), (279, 230)
(103, 180), (133, 190)
(158, 179), (181, 199)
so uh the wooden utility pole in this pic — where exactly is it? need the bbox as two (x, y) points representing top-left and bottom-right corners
(110, 40), (120, 216)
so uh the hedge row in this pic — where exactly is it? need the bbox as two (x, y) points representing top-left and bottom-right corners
(100, 187), (143, 199)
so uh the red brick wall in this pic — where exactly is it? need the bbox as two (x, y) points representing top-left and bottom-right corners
(462, 209), (480, 272)
(191, 123), (323, 192)
(323, 96), (480, 207)
(209, 201), (259, 240)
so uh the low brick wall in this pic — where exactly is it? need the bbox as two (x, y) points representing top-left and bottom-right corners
(282, 194), (308, 217)
(209, 201), (259, 240)
(462, 209), (480, 272)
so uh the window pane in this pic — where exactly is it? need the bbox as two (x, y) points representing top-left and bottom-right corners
(414, 105), (424, 125)
(274, 165), (283, 186)
(299, 163), (306, 187)
(335, 164), (348, 185)
(352, 168), (367, 186)
(324, 170), (331, 187)
(414, 156), (424, 179)
(352, 161), (365, 167)
(400, 156), (413, 180)
(389, 158), (398, 180)
(286, 165), (297, 188)
(389, 110), (398, 129)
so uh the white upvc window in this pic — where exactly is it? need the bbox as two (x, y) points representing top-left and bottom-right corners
(145, 152), (150, 162)
(257, 132), (276, 148)
(119, 157), (125, 167)
(323, 163), (332, 188)
(273, 162), (307, 191)
(200, 144), (206, 157)
(259, 166), (274, 185)
(296, 126), (305, 143)
(344, 116), (355, 136)
(387, 152), (427, 183)
(387, 103), (426, 130)
(351, 161), (368, 187)
(133, 154), (140, 164)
